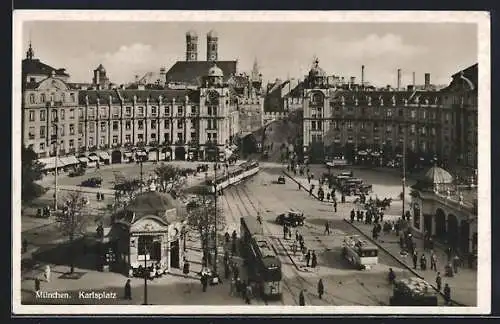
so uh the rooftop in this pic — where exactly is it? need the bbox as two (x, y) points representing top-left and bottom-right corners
(22, 58), (69, 78)
(165, 60), (237, 86)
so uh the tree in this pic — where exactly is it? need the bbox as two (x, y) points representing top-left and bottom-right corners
(58, 190), (89, 274)
(154, 163), (187, 197)
(21, 145), (45, 202)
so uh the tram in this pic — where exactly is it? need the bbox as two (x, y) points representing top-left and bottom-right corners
(342, 235), (379, 270)
(240, 216), (282, 299)
(390, 277), (438, 306)
(206, 160), (260, 191)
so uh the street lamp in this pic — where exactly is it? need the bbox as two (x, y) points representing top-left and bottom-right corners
(143, 247), (149, 305)
(211, 183), (219, 278)
(137, 154), (144, 193)
(51, 117), (60, 211)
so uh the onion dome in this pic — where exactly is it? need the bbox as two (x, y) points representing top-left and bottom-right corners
(207, 30), (218, 38)
(97, 64), (106, 72)
(208, 63), (223, 77)
(186, 30), (198, 38)
(309, 58), (326, 78)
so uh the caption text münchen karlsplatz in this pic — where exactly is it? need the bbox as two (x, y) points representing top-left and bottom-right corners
(36, 290), (118, 300)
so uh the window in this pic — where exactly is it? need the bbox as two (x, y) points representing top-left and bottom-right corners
(100, 122), (106, 132)
(112, 135), (118, 144)
(398, 109), (403, 117)
(51, 125), (57, 136)
(79, 108), (84, 118)
(69, 139), (74, 149)
(113, 121), (119, 131)
(421, 141), (427, 152)
(89, 137), (94, 146)
(191, 106), (197, 115)
(386, 109), (392, 117)
(410, 140), (416, 151)
(100, 107), (107, 119)
(177, 132), (183, 142)
(125, 107), (132, 117)
(347, 121), (353, 129)
(100, 136), (106, 145)
(125, 121), (131, 130)
(411, 110), (416, 119)
(69, 124), (75, 135)
(51, 110), (58, 121)
(164, 106), (170, 116)
(360, 122), (365, 129)
(137, 107), (144, 117)
(386, 125), (392, 133)
(69, 109), (75, 119)
(151, 120), (156, 129)
(164, 120), (170, 128)
(151, 106), (157, 116)
(112, 107), (120, 118)
(59, 126), (65, 136)
(311, 121), (316, 130)
(40, 110), (46, 121)
(138, 120), (144, 130)
(61, 93), (66, 102)
(88, 108), (95, 119)
(191, 132), (196, 140)
(421, 126), (427, 135)
(29, 94), (35, 104)
(421, 110), (427, 119)
(431, 127), (436, 136)
(445, 112), (450, 122)
(28, 127), (35, 140)
(78, 123), (83, 134)
(39, 126), (46, 138)
(138, 236), (154, 256)
(177, 120), (183, 129)
(138, 134), (144, 141)
(29, 110), (35, 121)
(178, 106), (183, 115)
(89, 123), (95, 133)
(41, 94), (46, 102)
(410, 124), (416, 134)
(150, 133), (156, 140)
(125, 134), (131, 143)
(70, 93), (75, 102)
(39, 142), (45, 151)
(60, 109), (65, 120)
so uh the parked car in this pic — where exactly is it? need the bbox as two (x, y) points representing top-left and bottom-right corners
(277, 176), (286, 184)
(68, 166), (86, 177)
(275, 210), (306, 227)
(81, 177), (103, 188)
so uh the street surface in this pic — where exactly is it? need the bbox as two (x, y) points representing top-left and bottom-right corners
(20, 161), (459, 306)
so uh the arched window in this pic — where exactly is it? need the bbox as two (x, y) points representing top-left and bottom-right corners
(29, 94), (35, 104)
(41, 93), (46, 102)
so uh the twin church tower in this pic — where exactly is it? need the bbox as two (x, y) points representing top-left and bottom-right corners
(185, 30), (218, 62)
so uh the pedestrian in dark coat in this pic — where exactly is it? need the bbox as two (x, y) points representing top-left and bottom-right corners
(317, 279), (324, 299)
(305, 251), (311, 267)
(124, 279), (132, 300)
(435, 272), (442, 291)
(443, 284), (451, 305)
(34, 277), (41, 292)
(299, 290), (306, 306)
(201, 274), (208, 292)
(334, 201), (337, 212)
(412, 251), (418, 269)
(311, 251), (318, 268)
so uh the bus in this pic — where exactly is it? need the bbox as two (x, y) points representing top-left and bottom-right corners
(240, 216), (282, 299)
(390, 277), (438, 306)
(342, 235), (379, 270)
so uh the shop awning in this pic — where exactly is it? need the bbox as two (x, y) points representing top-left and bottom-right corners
(124, 152), (133, 158)
(371, 152), (380, 157)
(38, 157), (65, 170)
(79, 157), (89, 163)
(65, 155), (80, 165)
(357, 150), (368, 156)
(136, 151), (147, 156)
(88, 155), (99, 161)
(98, 152), (111, 160)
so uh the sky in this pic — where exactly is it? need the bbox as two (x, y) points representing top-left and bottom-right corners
(21, 21), (478, 87)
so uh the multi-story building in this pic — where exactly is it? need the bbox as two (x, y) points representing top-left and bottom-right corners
(22, 32), (241, 164)
(298, 58), (476, 169)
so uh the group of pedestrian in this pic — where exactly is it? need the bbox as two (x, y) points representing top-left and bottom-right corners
(96, 192), (105, 201)
(305, 250), (318, 268)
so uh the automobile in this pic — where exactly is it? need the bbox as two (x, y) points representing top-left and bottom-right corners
(277, 176), (286, 184)
(275, 210), (306, 227)
(81, 177), (103, 188)
(68, 166), (86, 177)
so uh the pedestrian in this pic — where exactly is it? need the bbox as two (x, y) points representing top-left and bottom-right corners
(430, 252), (437, 271)
(34, 277), (41, 293)
(305, 250), (311, 267)
(295, 230), (300, 242)
(201, 274), (208, 292)
(324, 221), (330, 235)
(317, 279), (324, 299)
(452, 254), (460, 274)
(299, 290), (306, 306)
(283, 225), (288, 240)
(124, 279), (132, 300)
(412, 251), (418, 270)
(420, 253), (427, 271)
(388, 268), (396, 284)
(446, 247), (452, 262)
(334, 201), (337, 213)
(96, 192), (100, 201)
(230, 277), (236, 296)
(183, 260), (190, 277)
(291, 241), (297, 255)
(22, 238), (28, 254)
(443, 283), (451, 305)
(311, 251), (317, 268)
(245, 283), (252, 304)
(44, 265), (51, 282)
(101, 193), (105, 201)
(435, 272), (442, 292)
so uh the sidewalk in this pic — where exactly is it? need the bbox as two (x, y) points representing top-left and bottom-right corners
(346, 220), (476, 306)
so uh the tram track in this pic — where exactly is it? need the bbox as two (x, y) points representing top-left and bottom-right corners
(238, 174), (387, 306)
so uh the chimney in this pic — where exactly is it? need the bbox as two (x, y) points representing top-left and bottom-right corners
(350, 76), (356, 85)
(412, 72), (416, 87)
(425, 73), (431, 89)
(361, 65), (365, 86)
(397, 69), (402, 91)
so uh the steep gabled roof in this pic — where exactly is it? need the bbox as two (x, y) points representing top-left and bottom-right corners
(22, 58), (69, 77)
(165, 60), (237, 86)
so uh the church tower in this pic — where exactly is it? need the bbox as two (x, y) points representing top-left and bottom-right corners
(186, 31), (198, 61)
(26, 41), (34, 60)
(206, 30), (218, 61)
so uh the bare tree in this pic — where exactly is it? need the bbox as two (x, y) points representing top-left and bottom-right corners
(57, 190), (89, 274)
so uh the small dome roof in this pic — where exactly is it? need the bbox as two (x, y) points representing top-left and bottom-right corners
(208, 64), (223, 77)
(309, 58), (326, 78)
(207, 30), (218, 38)
(97, 64), (106, 72)
(186, 30), (198, 38)
(424, 166), (453, 184)
(125, 191), (177, 215)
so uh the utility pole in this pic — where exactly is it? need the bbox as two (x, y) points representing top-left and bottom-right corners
(143, 247), (148, 305)
(53, 117), (59, 211)
(138, 157), (144, 193)
(402, 118), (407, 220)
